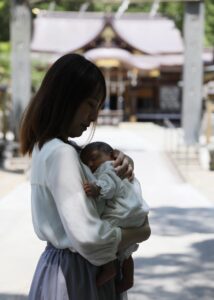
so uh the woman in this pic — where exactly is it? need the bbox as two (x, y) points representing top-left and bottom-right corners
(20, 53), (151, 300)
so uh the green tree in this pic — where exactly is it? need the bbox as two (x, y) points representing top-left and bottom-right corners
(0, 0), (10, 41)
(159, 1), (214, 46)
(205, 0), (214, 46)
(1, 1), (214, 47)
(159, 2), (184, 34)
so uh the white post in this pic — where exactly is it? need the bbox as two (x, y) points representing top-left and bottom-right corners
(10, 0), (31, 140)
(182, 1), (204, 145)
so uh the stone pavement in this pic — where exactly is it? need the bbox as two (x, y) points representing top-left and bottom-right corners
(0, 123), (213, 300)
(0, 170), (25, 199)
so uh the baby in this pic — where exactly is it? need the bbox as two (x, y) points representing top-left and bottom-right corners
(80, 141), (149, 293)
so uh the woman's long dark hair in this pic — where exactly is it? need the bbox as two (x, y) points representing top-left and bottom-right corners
(19, 53), (106, 155)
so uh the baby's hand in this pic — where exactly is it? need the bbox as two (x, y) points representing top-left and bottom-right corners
(83, 182), (100, 197)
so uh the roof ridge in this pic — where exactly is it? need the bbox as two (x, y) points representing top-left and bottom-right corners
(38, 10), (166, 20)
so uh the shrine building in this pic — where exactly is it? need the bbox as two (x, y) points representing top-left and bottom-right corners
(31, 11), (213, 124)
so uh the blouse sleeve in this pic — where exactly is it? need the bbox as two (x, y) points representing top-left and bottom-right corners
(45, 144), (121, 266)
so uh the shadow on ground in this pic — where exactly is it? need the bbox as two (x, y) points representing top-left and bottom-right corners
(0, 294), (27, 300)
(150, 206), (214, 236)
(128, 206), (214, 300)
(129, 241), (214, 300)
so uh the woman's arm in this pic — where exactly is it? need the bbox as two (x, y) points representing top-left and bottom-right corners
(46, 145), (122, 266)
(111, 151), (150, 247)
(118, 216), (151, 251)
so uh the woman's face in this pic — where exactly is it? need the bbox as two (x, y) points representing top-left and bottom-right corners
(69, 97), (101, 137)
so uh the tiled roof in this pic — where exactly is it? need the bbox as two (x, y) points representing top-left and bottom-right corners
(31, 11), (105, 53)
(31, 11), (183, 55)
(112, 14), (183, 54)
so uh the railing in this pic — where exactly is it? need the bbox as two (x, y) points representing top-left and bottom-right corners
(163, 119), (201, 178)
(97, 109), (123, 126)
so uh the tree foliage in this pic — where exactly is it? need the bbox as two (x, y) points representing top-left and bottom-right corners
(159, 1), (214, 47)
(0, 1), (214, 46)
(159, 2), (184, 34)
(205, 0), (214, 46)
(0, 1), (10, 41)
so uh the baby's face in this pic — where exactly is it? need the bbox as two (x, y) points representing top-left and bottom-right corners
(85, 150), (112, 172)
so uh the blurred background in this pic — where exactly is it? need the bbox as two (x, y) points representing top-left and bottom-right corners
(0, 1), (214, 300)
(1, 0), (214, 170)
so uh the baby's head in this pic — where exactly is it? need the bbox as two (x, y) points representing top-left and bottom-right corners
(80, 142), (114, 172)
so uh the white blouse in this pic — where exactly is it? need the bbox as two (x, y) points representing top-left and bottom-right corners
(30, 138), (121, 266)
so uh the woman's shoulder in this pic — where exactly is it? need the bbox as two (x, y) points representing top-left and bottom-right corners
(33, 138), (78, 162)
(44, 138), (70, 151)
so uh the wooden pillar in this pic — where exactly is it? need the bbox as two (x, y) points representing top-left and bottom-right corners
(104, 68), (111, 110)
(129, 92), (137, 122)
(117, 69), (124, 110)
(206, 94), (214, 144)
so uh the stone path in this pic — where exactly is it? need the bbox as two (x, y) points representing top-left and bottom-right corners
(0, 169), (25, 199)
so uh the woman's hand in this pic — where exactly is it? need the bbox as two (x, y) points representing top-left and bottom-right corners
(112, 149), (134, 181)
(118, 216), (151, 251)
